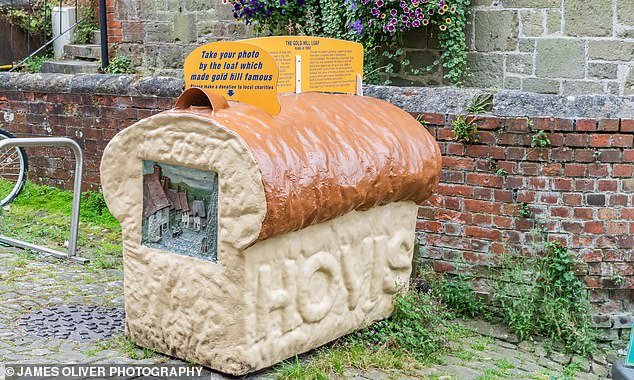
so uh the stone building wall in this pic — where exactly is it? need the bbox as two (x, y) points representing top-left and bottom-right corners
(108, 0), (251, 77)
(105, 0), (634, 96)
(1, 73), (634, 334)
(459, 0), (634, 96)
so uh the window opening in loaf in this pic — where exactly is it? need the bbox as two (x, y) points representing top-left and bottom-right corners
(141, 160), (219, 261)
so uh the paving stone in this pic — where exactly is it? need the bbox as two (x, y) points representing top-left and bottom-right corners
(521, 10), (544, 37)
(588, 41), (634, 61)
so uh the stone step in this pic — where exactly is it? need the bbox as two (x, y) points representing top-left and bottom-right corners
(63, 44), (101, 60)
(92, 30), (101, 45)
(41, 60), (100, 74)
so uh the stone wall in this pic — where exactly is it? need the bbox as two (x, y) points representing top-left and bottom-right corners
(108, 0), (251, 77)
(454, 0), (634, 96)
(104, 0), (634, 97)
(1, 73), (633, 333)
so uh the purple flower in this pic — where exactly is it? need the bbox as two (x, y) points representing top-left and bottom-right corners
(376, 0), (384, 6)
(401, 14), (408, 22)
(389, 17), (397, 25)
(412, 19), (420, 27)
(371, 7), (380, 16)
(390, 8), (397, 16)
(428, 8), (434, 15)
(279, 0), (286, 5)
(387, 24), (395, 33)
(349, 19), (363, 34)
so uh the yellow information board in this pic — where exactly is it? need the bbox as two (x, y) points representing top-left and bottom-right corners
(243, 36), (364, 94)
(184, 41), (281, 115)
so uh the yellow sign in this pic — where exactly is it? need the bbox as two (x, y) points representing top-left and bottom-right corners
(184, 41), (281, 115)
(243, 36), (364, 94)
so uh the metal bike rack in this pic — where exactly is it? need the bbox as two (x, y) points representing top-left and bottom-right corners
(0, 137), (88, 264)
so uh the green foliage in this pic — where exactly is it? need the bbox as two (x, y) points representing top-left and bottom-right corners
(495, 242), (596, 356)
(429, 271), (488, 318)
(19, 53), (51, 73)
(1, 1), (54, 37)
(274, 288), (450, 379)
(485, 156), (508, 177)
(517, 202), (532, 218)
(230, 0), (471, 85)
(467, 93), (493, 114)
(2, 180), (119, 228)
(104, 56), (135, 74)
(451, 114), (480, 144)
(73, 5), (97, 44)
(355, 288), (449, 360)
(416, 114), (431, 127)
(531, 129), (551, 148)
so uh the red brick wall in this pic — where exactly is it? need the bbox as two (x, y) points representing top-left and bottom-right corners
(1, 80), (632, 319)
(415, 112), (634, 316)
(0, 90), (173, 191)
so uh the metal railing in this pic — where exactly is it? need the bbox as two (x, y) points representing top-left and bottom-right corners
(0, 137), (87, 264)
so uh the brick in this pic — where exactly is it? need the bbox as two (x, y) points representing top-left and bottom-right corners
(416, 220), (443, 233)
(438, 184), (472, 197)
(564, 163), (587, 177)
(541, 163), (562, 176)
(553, 118), (574, 131)
(598, 119), (620, 131)
(464, 199), (502, 214)
(590, 134), (611, 147)
(532, 117), (552, 130)
(609, 194), (628, 206)
(613, 134), (634, 148)
(574, 207), (594, 219)
(597, 179), (619, 191)
(622, 209), (634, 220)
(416, 112), (445, 125)
(465, 145), (505, 159)
(606, 222), (628, 234)
(623, 179), (634, 192)
(599, 150), (622, 162)
(466, 173), (503, 187)
(478, 116), (502, 130)
(621, 119), (634, 132)
(550, 147), (573, 161)
(442, 171), (465, 183)
(446, 143), (465, 155)
(562, 221), (583, 233)
(576, 119), (598, 131)
(494, 190), (514, 202)
(465, 226), (501, 240)
(588, 164), (609, 177)
(551, 207), (571, 218)
(563, 193), (583, 206)
(552, 178), (573, 191)
(584, 221), (605, 234)
(528, 177), (548, 189)
(575, 150), (597, 163)
(504, 117), (529, 131)
(443, 157), (475, 170)
(505, 147), (525, 160)
(614, 164), (634, 177)
(519, 162), (540, 175)
(587, 194), (607, 206)
(598, 208), (617, 220)
(564, 134), (588, 147)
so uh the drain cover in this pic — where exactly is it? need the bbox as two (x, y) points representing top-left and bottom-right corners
(17, 305), (125, 341)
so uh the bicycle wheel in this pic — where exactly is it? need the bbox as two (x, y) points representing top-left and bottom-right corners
(0, 128), (28, 206)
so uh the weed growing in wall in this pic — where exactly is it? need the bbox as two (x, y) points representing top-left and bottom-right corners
(531, 130), (551, 148)
(451, 114), (480, 143)
(466, 93), (493, 114)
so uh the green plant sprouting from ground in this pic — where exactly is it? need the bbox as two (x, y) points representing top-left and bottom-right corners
(531, 129), (551, 148)
(230, 0), (471, 85)
(452, 114), (480, 144)
(466, 93), (493, 114)
(104, 56), (135, 74)
(433, 241), (596, 356)
(429, 271), (489, 318)
(19, 53), (52, 73)
(275, 287), (456, 378)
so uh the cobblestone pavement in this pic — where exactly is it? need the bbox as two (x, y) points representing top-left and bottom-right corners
(0, 248), (624, 379)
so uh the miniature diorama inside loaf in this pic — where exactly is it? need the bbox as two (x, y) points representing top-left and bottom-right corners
(100, 37), (442, 375)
